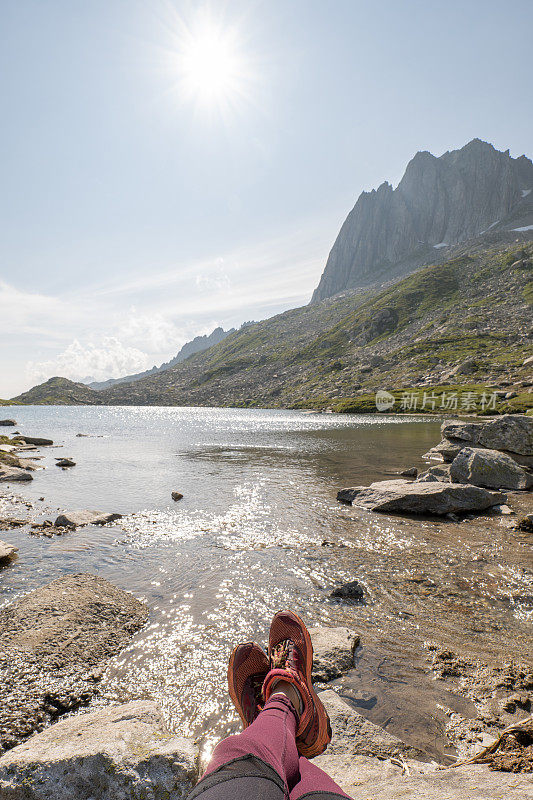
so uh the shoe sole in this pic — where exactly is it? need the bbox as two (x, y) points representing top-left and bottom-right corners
(269, 610), (331, 758)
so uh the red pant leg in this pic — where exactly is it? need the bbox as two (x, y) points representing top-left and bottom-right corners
(289, 756), (352, 799)
(202, 694), (300, 792)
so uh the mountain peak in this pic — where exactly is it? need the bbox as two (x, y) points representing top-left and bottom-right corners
(311, 139), (533, 303)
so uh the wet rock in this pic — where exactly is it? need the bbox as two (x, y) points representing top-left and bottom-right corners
(330, 580), (365, 602)
(310, 628), (359, 682)
(317, 689), (424, 758)
(337, 486), (365, 503)
(0, 466), (33, 482)
(54, 510), (122, 528)
(0, 701), (197, 800)
(18, 436), (54, 446)
(0, 540), (18, 564)
(517, 514), (533, 532)
(0, 518), (27, 531)
(171, 491), (184, 501)
(55, 458), (76, 468)
(0, 574), (148, 752)
(340, 479), (506, 516)
(450, 447), (533, 490)
(400, 467), (418, 478)
(0, 420), (16, 426)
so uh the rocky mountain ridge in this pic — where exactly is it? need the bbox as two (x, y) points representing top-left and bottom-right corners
(87, 325), (235, 391)
(312, 139), (533, 302)
(10, 238), (533, 411)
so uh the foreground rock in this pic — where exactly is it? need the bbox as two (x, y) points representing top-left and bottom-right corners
(0, 574), (148, 752)
(450, 447), (533, 490)
(0, 420), (16, 426)
(0, 540), (18, 564)
(54, 510), (122, 528)
(18, 436), (53, 446)
(310, 628), (359, 682)
(0, 466), (33, 482)
(55, 458), (75, 468)
(338, 479), (505, 515)
(0, 702), (197, 800)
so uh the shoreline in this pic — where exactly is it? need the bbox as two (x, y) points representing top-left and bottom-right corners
(0, 411), (532, 793)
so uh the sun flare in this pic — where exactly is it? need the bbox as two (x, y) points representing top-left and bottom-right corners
(175, 20), (249, 113)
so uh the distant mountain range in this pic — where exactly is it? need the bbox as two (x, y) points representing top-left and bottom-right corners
(86, 326), (236, 390)
(9, 139), (533, 411)
(312, 139), (533, 302)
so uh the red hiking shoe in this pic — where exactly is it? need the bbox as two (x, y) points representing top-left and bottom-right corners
(228, 642), (269, 728)
(262, 610), (332, 758)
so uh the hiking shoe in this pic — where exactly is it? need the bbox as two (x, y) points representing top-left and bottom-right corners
(228, 642), (269, 728)
(262, 610), (332, 758)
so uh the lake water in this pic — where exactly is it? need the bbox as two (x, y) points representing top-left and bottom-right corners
(1, 406), (532, 762)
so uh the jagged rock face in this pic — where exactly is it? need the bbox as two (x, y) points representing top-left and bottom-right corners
(312, 139), (533, 302)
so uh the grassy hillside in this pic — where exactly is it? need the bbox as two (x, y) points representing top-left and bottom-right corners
(13, 240), (533, 414)
(11, 376), (98, 405)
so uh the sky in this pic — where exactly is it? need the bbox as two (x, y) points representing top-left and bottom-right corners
(1, 0), (532, 397)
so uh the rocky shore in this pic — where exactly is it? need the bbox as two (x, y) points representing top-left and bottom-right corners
(0, 414), (532, 797)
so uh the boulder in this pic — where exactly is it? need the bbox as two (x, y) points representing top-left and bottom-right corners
(55, 459), (75, 468)
(0, 466), (33, 482)
(0, 420), (16, 426)
(342, 479), (505, 515)
(440, 420), (482, 443)
(330, 580), (365, 602)
(0, 701), (197, 800)
(54, 511), (122, 528)
(477, 414), (533, 455)
(517, 514), (533, 532)
(0, 541), (18, 564)
(0, 574), (148, 752)
(171, 491), (184, 501)
(399, 467), (418, 478)
(450, 447), (533, 490)
(18, 436), (54, 446)
(309, 628), (359, 682)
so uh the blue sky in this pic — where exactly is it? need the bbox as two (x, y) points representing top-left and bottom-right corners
(2, 0), (532, 396)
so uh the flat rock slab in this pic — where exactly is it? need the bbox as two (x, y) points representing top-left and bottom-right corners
(18, 436), (54, 446)
(54, 511), (122, 528)
(313, 753), (533, 799)
(0, 540), (18, 564)
(0, 466), (33, 482)
(310, 628), (359, 682)
(0, 701), (197, 800)
(340, 479), (505, 515)
(450, 447), (533, 490)
(0, 573), (148, 752)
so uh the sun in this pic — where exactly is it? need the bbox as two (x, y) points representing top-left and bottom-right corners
(181, 28), (243, 102)
(175, 19), (249, 113)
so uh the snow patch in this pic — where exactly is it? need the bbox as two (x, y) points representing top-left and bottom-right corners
(513, 224), (533, 232)
(433, 242), (448, 249)
(521, 188), (532, 198)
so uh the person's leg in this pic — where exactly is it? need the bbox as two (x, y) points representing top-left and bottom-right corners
(289, 756), (352, 800)
(191, 693), (300, 798)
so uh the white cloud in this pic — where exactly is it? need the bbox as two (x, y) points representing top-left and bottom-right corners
(26, 337), (151, 384)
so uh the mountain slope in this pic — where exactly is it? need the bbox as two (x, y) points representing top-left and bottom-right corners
(312, 139), (533, 302)
(88, 238), (532, 409)
(87, 326), (235, 390)
(11, 377), (97, 405)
